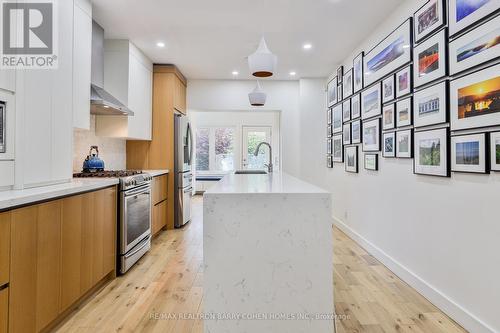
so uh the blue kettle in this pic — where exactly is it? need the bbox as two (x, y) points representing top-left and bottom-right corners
(82, 146), (105, 172)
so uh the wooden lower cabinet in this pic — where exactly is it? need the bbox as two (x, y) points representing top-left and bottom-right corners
(152, 199), (168, 235)
(8, 186), (117, 333)
(0, 213), (10, 287)
(0, 288), (7, 333)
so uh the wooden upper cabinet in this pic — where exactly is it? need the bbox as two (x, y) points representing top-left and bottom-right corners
(174, 77), (187, 114)
(0, 212), (10, 287)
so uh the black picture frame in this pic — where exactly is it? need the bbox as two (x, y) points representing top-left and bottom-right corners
(345, 146), (359, 173)
(414, 0), (446, 43)
(413, 28), (448, 88)
(362, 117), (381, 152)
(396, 65), (413, 98)
(343, 99), (351, 123)
(451, 133), (489, 174)
(382, 75), (396, 104)
(353, 52), (364, 93)
(337, 84), (343, 102)
(383, 131), (396, 158)
(449, 0), (500, 36)
(327, 155), (333, 168)
(333, 133), (344, 163)
(343, 68), (354, 98)
(413, 80), (448, 129)
(383, 103), (396, 130)
(396, 129), (413, 158)
(337, 66), (344, 84)
(490, 131), (500, 172)
(396, 97), (413, 128)
(413, 127), (450, 177)
(364, 153), (379, 171)
(351, 119), (362, 144)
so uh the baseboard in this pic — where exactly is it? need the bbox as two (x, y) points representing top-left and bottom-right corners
(333, 216), (496, 333)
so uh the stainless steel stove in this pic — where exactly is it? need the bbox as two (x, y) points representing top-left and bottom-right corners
(73, 170), (153, 274)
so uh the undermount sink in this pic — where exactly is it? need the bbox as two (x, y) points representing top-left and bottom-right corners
(234, 170), (268, 175)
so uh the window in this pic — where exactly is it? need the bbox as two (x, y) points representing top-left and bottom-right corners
(195, 127), (236, 173)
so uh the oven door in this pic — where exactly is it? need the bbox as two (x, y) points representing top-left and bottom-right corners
(121, 184), (152, 254)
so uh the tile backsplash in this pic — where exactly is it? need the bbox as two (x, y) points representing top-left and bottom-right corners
(73, 115), (126, 172)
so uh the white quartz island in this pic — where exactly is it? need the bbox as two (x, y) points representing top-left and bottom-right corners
(203, 173), (334, 333)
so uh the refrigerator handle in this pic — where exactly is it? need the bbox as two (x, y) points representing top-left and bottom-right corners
(187, 122), (194, 166)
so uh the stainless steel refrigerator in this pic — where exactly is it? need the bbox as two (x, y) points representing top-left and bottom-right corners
(174, 113), (193, 228)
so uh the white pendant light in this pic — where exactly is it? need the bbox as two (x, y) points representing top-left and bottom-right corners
(248, 81), (267, 106)
(248, 37), (277, 78)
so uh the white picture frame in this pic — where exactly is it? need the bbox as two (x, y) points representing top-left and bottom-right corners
(362, 118), (381, 152)
(396, 97), (413, 127)
(383, 132), (396, 158)
(449, 15), (500, 75)
(449, 0), (500, 36)
(413, 81), (448, 128)
(414, 127), (449, 177)
(413, 29), (448, 88)
(414, 0), (446, 43)
(361, 83), (382, 120)
(451, 133), (488, 173)
(396, 66), (413, 98)
(396, 129), (413, 158)
(364, 19), (412, 86)
(450, 63), (500, 131)
(490, 131), (500, 171)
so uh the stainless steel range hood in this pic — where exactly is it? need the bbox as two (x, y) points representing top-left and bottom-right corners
(90, 21), (133, 116)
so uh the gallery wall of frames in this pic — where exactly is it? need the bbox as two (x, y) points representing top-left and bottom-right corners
(326, 0), (500, 176)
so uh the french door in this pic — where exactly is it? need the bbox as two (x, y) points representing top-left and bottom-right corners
(242, 126), (272, 170)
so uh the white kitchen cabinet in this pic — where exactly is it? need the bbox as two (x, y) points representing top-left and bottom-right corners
(72, 0), (92, 130)
(14, 0), (74, 188)
(96, 40), (153, 140)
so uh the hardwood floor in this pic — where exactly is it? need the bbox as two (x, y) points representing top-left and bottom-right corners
(55, 195), (466, 333)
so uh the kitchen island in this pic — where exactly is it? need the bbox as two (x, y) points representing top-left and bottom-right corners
(203, 173), (334, 333)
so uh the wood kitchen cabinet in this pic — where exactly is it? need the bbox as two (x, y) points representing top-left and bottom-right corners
(152, 174), (168, 235)
(8, 186), (117, 333)
(127, 65), (186, 230)
(0, 213), (10, 287)
(0, 288), (8, 333)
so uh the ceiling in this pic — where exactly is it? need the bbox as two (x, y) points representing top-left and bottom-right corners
(91, 0), (403, 80)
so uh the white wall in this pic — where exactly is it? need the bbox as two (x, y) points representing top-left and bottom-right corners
(299, 1), (500, 333)
(187, 80), (301, 177)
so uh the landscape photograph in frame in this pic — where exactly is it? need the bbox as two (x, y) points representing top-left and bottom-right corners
(343, 123), (351, 145)
(383, 103), (396, 130)
(396, 129), (413, 158)
(449, 15), (500, 75)
(333, 134), (344, 163)
(396, 66), (412, 97)
(361, 83), (382, 120)
(450, 63), (500, 130)
(449, 0), (500, 36)
(362, 118), (380, 152)
(414, 127), (449, 177)
(333, 104), (343, 133)
(396, 97), (413, 127)
(353, 52), (364, 93)
(413, 81), (448, 128)
(490, 131), (500, 171)
(414, 0), (446, 42)
(352, 120), (362, 144)
(383, 132), (396, 158)
(327, 77), (338, 107)
(351, 94), (361, 119)
(364, 19), (412, 86)
(343, 68), (354, 98)
(413, 29), (447, 87)
(343, 99), (351, 122)
(364, 154), (378, 171)
(451, 133), (487, 173)
(382, 75), (395, 103)
(345, 146), (359, 173)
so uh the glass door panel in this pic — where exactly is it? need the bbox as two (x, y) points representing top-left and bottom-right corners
(242, 126), (271, 170)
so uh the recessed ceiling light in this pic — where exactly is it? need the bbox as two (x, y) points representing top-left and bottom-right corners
(289, 71), (296, 76)
(232, 71), (239, 76)
(156, 42), (165, 48)
(303, 43), (312, 50)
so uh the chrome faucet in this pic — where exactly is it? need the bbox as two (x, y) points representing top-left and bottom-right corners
(254, 142), (273, 173)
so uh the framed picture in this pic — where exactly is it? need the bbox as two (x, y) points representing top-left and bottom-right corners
(361, 82), (382, 120)
(327, 107), (332, 125)
(333, 134), (344, 163)
(396, 66), (413, 98)
(337, 84), (343, 102)
(449, 0), (500, 36)
(345, 146), (359, 173)
(351, 94), (361, 119)
(364, 19), (412, 86)
(383, 132), (396, 157)
(414, 127), (449, 177)
(450, 63), (500, 131)
(396, 97), (413, 127)
(414, 0), (446, 43)
(449, 15), (500, 75)
(396, 129), (413, 158)
(362, 118), (381, 152)
(333, 104), (343, 133)
(327, 124), (333, 138)
(327, 155), (333, 168)
(343, 123), (351, 145)
(364, 154), (378, 171)
(327, 138), (333, 154)
(382, 75), (395, 103)
(451, 133), (488, 173)
(352, 120), (362, 144)
(413, 81), (448, 128)
(337, 66), (344, 84)
(383, 103), (396, 130)
(343, 68), (354, 98)
(413, 28), (448, 88)
(327, 77), (338, 107)
(343, 99), (351, 122)
(353, 52), (364, 93)
(490, 131), (500, 171)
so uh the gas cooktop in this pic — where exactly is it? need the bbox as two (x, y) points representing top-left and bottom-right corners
(73, 170), (144, 178)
